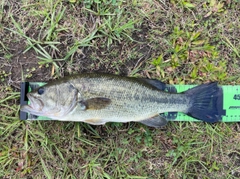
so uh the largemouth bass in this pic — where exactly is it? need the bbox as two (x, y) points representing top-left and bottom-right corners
(20, 74), (221, 127)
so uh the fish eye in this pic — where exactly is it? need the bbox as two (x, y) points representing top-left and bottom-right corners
(37, 87), (44, 95)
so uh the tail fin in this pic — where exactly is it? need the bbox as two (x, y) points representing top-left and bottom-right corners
(185, 82), (221, 123)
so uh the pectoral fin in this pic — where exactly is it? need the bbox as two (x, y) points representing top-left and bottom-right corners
(139, 115), (168, 128)
(79, 97), (111, 110)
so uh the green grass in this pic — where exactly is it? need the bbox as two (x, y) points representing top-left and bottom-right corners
(1, 0), (240, 178)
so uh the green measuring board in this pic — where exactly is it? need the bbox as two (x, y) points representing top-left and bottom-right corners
(20, 82), (240, 122)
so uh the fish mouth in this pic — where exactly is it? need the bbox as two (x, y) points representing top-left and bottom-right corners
(20, 93), (44, 115)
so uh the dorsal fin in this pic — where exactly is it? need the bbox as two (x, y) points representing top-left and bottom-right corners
(139, 78), (177, 93)
(139, 79), (166, 91)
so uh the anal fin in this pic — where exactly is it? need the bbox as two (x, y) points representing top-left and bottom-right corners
(84, 118), (106, 125)
(139, 115), (168, 128)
